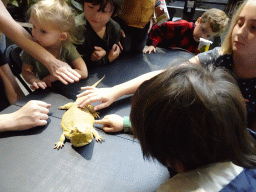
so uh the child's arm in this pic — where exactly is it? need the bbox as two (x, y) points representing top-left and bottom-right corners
(71, 57), (88, 79)
(22, 63), (47, 90)
(94, 114), (133, 134)
(91, 45), (120, 64)
(0, 64), (24, 104)
(91, 46), (107, 62)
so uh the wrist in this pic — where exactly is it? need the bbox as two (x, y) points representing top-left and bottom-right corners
(0, 113), (16, 132)
(123, 116), (132, 134)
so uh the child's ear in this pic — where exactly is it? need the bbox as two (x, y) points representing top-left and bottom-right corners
(59, 32), (68, 41)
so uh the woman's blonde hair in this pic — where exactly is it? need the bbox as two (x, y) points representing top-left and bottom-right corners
(220, 0), (248, 55)
(28, 0), (84, 45)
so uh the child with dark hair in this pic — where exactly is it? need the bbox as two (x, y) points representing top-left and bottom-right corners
(95, 63), (256, 191)
(76, 0), (123, 69)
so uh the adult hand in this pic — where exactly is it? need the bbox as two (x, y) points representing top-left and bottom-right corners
(11, 100), (51, 131)
(49, 59), (81, 85)
(94, 114), (124, 133)
(91, 46), (107, 61)
(76, 87), (119, 111)
(143, 45), (156, 54)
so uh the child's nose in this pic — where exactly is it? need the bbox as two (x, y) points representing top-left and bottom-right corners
(94, 12), (105, 21)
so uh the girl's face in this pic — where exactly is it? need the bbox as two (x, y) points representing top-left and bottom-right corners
(30, 15), (63, 48)
(232, 2), (256, 56)
(83, 2), (114, 30)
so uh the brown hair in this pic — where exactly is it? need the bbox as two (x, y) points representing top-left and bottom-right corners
(131, 62), (256, 171)
(221, 0), (247, 54)
(200, 8), (229, 36)
(77, 0), (122, 16)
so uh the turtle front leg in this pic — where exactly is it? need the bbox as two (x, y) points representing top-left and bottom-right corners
(92, 128), (104, 142)
(54, 134), (66, 149)
(87, 105), (100, 118)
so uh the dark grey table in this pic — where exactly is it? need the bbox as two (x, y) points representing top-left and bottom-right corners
(0, 48), (194, 192)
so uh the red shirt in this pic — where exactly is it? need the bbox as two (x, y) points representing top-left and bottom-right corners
(147, 20), (200, 54)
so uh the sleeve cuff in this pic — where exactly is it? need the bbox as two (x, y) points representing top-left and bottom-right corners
(155, 0), (161, 7)
(123, 116), (133, 134)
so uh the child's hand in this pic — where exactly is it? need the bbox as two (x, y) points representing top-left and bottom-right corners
(94, 114), (124, 133)
(143, 45), (156, 54)
(155, 5), (165, 18)
(91, 46), (107, 61)
(42, 75), (58, 87)
(108, 44), (121, 62)
(30, 79), (47, 90)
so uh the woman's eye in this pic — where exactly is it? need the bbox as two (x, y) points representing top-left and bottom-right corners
(237, 20), (243, 27)
(41, 30), (46, 34)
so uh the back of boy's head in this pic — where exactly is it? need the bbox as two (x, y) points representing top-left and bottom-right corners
(78, 0), (122, 16)
(130, 62), (256, 172)
(28, 0), (83, 45)
(200, 8), (229, 36)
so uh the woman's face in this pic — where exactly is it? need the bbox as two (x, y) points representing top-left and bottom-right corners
(232, 2), (256, 56)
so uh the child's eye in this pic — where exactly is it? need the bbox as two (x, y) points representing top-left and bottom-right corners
(40, 30), (46, 34)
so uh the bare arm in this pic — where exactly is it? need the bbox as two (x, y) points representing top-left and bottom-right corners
(0, 100), (51, 132)
(71, 57), (88, 79)
(0, 64), (24, 104)
(0, 1), (80, 84)
(189, 55), (201, 65)
(77, 70), (164, 110)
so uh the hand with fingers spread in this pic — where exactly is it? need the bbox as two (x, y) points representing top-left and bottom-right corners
(95, 114), (124, 133)
(143, 45), (156, 54)
(76, 87), (119, 111)
(49, 59), (81, 85)
(0, 100), (51, 132)
(91, 46), (107, 61)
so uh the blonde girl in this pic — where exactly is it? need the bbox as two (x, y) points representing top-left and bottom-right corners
(22, 0), (88, 90)
(189, 0), (256, 130)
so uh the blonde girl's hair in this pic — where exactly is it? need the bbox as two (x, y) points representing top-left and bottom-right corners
(220, 0), (248, 55)
(28, 0), (84, 45)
